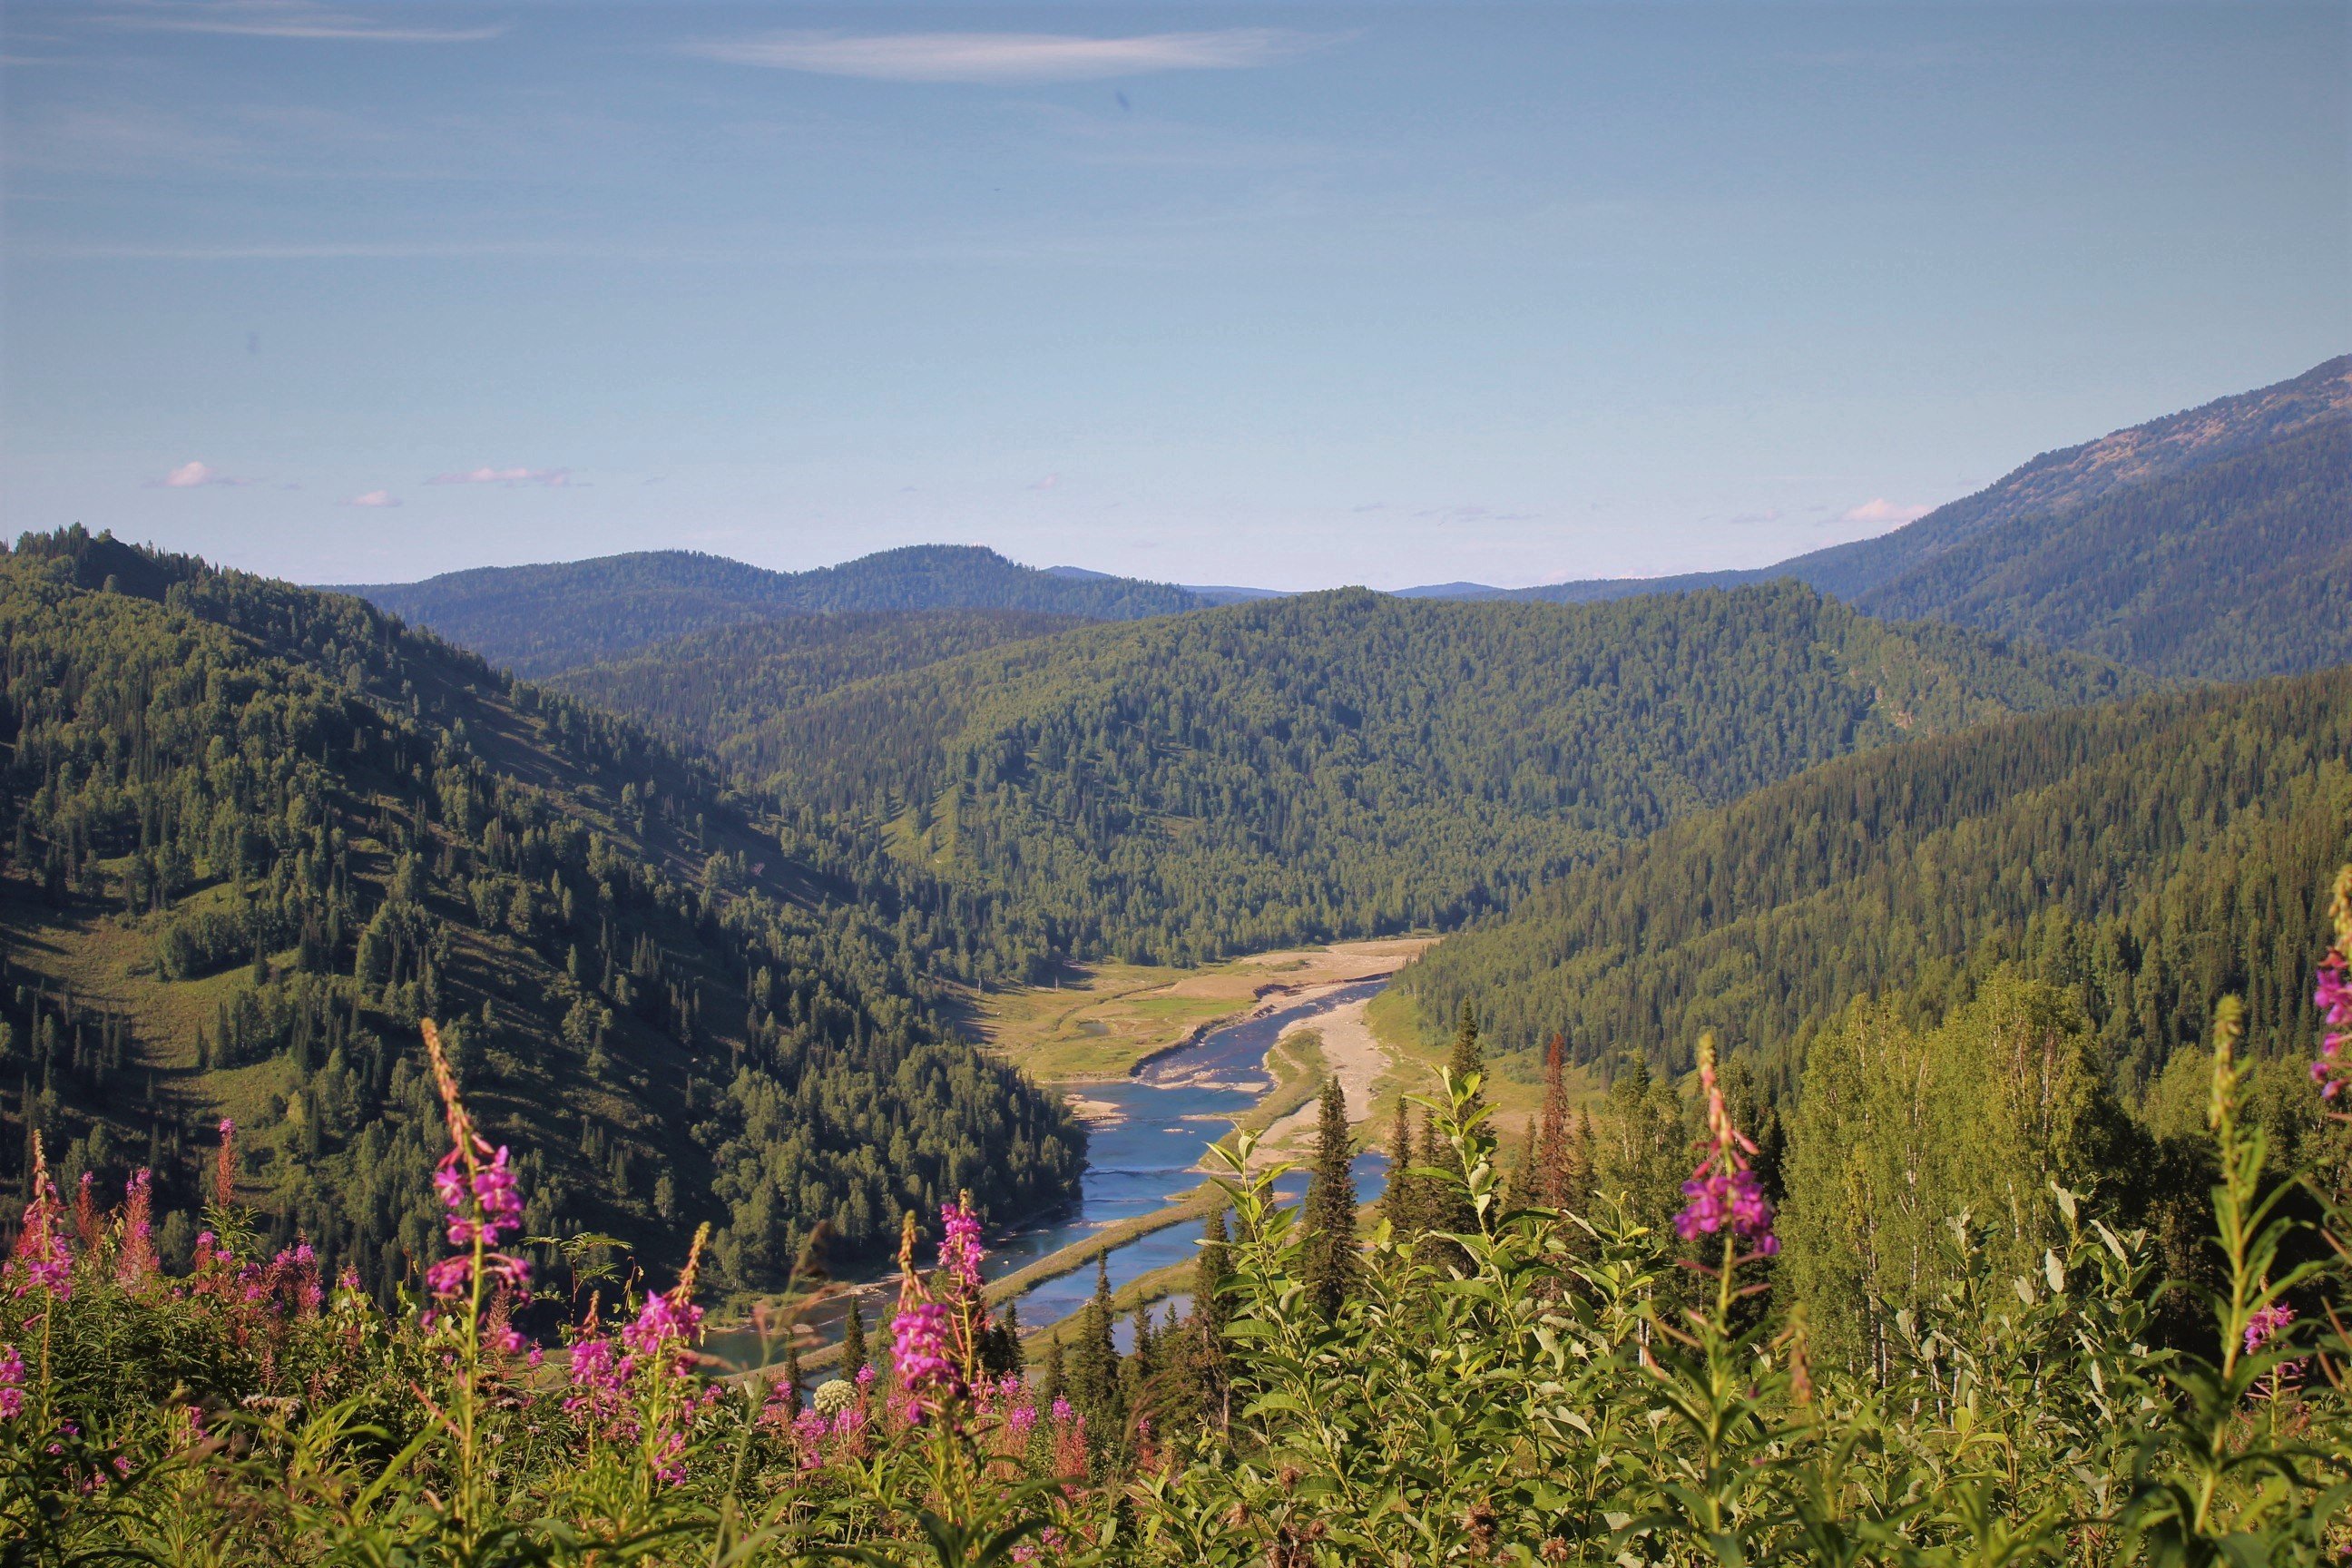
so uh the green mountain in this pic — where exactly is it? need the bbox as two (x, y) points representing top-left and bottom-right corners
(1851, 421), (2350, 679)
(554, 608), (1085, 755)
(335, 544), (1203, 677)
(1476, 355), (2350, 679)
(0, 527), (1083, 1296)
(568, 582), (2136, 965)
(1396, 662), (2352, 1093)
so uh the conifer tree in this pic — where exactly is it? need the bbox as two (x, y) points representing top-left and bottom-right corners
(1301, 1074), (1358, 1318)
(1041, 1331), (1067, 1407)
(1070, 1253), (1123, 1429)
(777, 1328), (805, 1416)
(1377, 1097), (1420, 1238)
(1446, 1000), (1485, 1106)
(1535, 1034), (1572, 1208)
(838, 1295), (867, 1379)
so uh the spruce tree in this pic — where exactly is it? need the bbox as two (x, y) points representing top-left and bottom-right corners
(1377, 1097), (1420, 1238)
(1181, 1207), (1233, 1429)
(777, 1328), (805, 1416)
(1041, 1331), (1067, 1406)
(1070, 1253), (1122, 1429)
(1535, 1033), (1572, 1208)
(1301, 1074), (1359, 1318)
(838, 1295), (867, 1379)
(1446, 1000), (1485, 1105)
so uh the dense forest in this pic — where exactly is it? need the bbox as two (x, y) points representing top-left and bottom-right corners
(569, 581), (2133, 965)
(1854, 420), (2352, 678)
(339, 544), (1202, 676)
(0, 527), (1083, 1298)
(1399, 662), (2352, 1097)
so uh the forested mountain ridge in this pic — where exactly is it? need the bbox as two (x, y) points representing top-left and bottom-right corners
(1852, 420), (2350, 678)
(1397, 660), (2352, 1093)
(1466, 355), (2350, 675)
(336, 544), (1202, 676)
(0, 527), (1082, 1297)
(572, 582), (2136, 965)
(552, 608), (1085, 755)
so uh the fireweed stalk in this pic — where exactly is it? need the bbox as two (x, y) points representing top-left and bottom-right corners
(419, 1016), (532, 1545)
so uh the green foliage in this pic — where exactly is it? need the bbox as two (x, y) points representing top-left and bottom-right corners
(1298, 1076), (1357, 1320)
(585, 581), (2128, 967)
(0, 528), (1081, 1293)
(1401, 662), (2352, 1088)
(340, 545), (1203, 677)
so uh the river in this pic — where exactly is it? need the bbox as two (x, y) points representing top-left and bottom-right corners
(704, 975), (1393, 1373)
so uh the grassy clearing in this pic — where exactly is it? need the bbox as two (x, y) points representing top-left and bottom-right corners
(973, 937), (1433, 1082)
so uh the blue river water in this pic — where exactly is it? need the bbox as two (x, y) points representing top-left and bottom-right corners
(704, 975), (1392, 1374)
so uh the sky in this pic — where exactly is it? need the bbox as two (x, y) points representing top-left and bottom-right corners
(2, 2), (2345, 591)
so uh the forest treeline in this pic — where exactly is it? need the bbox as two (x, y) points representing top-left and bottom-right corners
(1399, 661), (2352, 1097)
(0, 527), (1083, 1297)
(341, 544), (1200, 676)
(568, 582), (2133, 966)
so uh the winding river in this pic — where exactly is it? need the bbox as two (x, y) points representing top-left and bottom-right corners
(705, 976), (1393, 1372)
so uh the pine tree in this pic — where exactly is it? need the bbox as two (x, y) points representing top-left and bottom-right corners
(1377, 1097), (1420, 1239)
(1535, 1034), (1572, 1208)
(1070, 1253), (1123, 1429)
(839, 1295), (868, 1379)
(1301, 1074), (1358, 1318)
(1446, 1000), (1485, 1106)
(777, 1328), (805, 1416)
(1041, 1331), (1068, 1406)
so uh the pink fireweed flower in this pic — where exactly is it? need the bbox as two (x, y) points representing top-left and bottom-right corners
(891, 1300), (962, 1406)
(2245, 1302), (2296, 1356)
(1673, 1035), (1779, 1259)
(6, 1141), (72, 1301)
(937, 1199), (986, 1295)
(420, 1021), (530, 1303)
(2314, 868), (2352, 1104)
(116, 1170), (158, 1288)
(214, 1120), (237, 1210)
(0, 1343), (24, 1420)
(854, 1362), (876, 1389)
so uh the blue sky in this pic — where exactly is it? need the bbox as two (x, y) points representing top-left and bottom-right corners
(2, 2), (2344, 590)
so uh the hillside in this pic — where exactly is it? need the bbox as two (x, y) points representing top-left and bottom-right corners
(0, 527), (1083, 1296)
(1853, 420), (2351, 679)
(1476, 354), (2350, 677)
(572, 582), (2135, 965)
(1397, 662), (2352, 1092)
(336, 544), (1202, 676)
(552, 608), (1084, 755)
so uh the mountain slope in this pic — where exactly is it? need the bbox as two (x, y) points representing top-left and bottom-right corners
(1485, 355), (2350, 673)
(336, 544), (1203, 677)
(1854, 421), (2351, 679)
(1398, 663), (2352, 1092)
(0, 527), (1082, 1294)
(553, 609), (1087, 755)
(573, 583), (2136, 965)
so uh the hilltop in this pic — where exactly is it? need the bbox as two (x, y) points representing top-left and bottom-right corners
(334, 544), (1202, 677)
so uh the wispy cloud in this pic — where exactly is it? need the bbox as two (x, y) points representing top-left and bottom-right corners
(1840, 497), (1932, 526)
(347, 489), (399, 507)
(426, 466), (570, 487)
(101, 2), (503, 44)
(681, 28), (1316, 84)
(149, 459), (251, 488)
(1028, 474), (1059, 490)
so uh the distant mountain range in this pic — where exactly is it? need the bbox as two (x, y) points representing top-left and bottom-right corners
(333, 544), (1204, 676)
(335, 353), (2347, 684)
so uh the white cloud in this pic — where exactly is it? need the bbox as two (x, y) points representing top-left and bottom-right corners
(152, 459), (250, 488)
(681, 28), (1314, 84)
(1840, 497), (1932, 526)
(347, 489), (399, 507)
(1029, 474), (1059, 490)
(102, 2), (503, 43)
(426, 466), (570, 487)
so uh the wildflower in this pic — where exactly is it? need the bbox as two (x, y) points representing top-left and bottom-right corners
(5, 1139), (72, 1301)
(1673, 1034), (1779, 1258)
(812, 1377), (858, 1416)
(2313, 867), (2352, 1103)
(2244, 1301), (2295, 1355)
(937, 1199), (985, 1295)
(214, 1119), (237, 1210)
(420, 1021), (530, 1305)
(891, 1300), (962, 1405)
(854, 1361), (876, 1389)
(0, 1343), (24, 1419)
(116, 1170), (158, 1288)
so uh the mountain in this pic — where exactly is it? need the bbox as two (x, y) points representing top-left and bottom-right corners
(1396, 661), (2352, 1092)
(1467, 355), (2351, 675)
(335, 544), (1204, 677)
(554, 608), (1087, 755)
(1851, 421), (2350, 679)
(565, 582), (2136, 965)
(0, 527), (1083, 1295)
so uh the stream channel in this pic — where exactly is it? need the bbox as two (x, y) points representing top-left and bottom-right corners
(705, 975), (1393, 1373)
